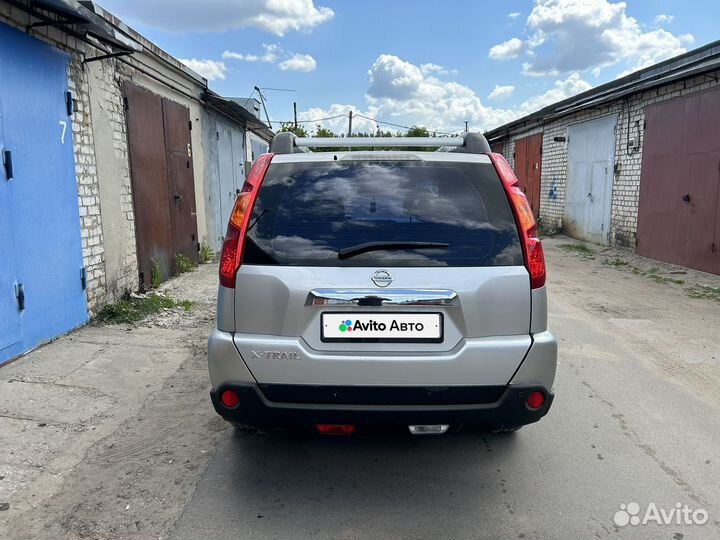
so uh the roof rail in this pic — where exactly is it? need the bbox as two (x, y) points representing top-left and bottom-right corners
(269, 131), (491, 154)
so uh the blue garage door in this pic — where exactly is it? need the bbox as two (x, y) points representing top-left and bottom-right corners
(0, 23), (88, 364)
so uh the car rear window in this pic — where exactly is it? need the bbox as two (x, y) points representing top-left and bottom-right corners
(242, 159), (523, 267)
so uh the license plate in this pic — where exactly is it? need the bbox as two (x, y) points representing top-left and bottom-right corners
(321, 312), (443, 342)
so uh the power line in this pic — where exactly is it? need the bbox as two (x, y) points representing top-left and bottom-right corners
(266, 110), (467, 136)
(268, 113), (349, 125)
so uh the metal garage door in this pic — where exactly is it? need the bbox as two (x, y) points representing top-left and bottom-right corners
(124, 82), (199, 288)
(513, 133), (543, 217)
(636, 88), (720, 274)
(565, 116), (617, 245)
(0, 23), (87, 364)
(162, 98), (199, 266)
(217, 120), (246, 243)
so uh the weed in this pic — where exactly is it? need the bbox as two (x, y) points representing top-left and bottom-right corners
(647, 274), (685, 285)
(176, 254), (194, 273)
(603, 257), (629, 267)
(560, 243), (595, 257)
(150, 259), (162, 289)
(686, 285), (720, 302)
(199, 243), (215, 264)
(96, 293), (194, 324)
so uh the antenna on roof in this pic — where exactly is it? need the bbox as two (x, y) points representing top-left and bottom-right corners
(253, 85), (273, 129)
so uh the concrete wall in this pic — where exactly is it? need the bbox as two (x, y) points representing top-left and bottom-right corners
(493, 69), (720, 249)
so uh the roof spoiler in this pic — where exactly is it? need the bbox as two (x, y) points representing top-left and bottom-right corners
(269, 132), (491, 154)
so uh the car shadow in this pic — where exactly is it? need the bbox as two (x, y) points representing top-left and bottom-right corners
(213, 428), (529, 536)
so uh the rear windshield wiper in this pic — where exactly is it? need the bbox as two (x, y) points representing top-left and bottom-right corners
(338, 241), (449, 260)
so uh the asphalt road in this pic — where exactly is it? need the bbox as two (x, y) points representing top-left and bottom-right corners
(171, 239), (720, 539)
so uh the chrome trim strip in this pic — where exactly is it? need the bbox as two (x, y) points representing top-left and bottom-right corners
(306, 288), (459, 307)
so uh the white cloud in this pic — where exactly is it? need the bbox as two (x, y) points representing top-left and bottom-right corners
(654, 14), (674, 25)
(488, 85), (516, 101)
(419, 63), (457, 76)
(300, 55), (593, 135)
(222, 43), (316, 71)
(508, 12), (522, 19)
(279, 53), (317, 72)
(260, 43), (281, 63)
(222, 50), (259, 62)
(488, 37), (525, 60)
(494, 0), (694, 76)
(519, 72), (592, 112)
(297, 104), (379, 136)
(99, 0), (334, 35)
(179, 58), (227, 80)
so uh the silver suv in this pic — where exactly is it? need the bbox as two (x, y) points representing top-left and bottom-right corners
(208, 132), (556, 435)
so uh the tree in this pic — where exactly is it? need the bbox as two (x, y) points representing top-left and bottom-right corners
(405, 126), (431, 137)
(278, 122), (307, 137)
(314, 125), (335, 138)
(404, 125), (436, 151)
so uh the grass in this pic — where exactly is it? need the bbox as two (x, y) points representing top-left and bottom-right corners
(175, 254), (194, 274)
(559, 243), (595, 257)
(150, 259), (162, 289)
(96, 293), (193, 324)
(199, 243), (215, 264)
(647, 273), (685, 285)
(686, 285), (720, 302)
(603, 257), (629, 267)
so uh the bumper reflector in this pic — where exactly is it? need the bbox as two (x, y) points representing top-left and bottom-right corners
(526, 391), (545, 410)
(315, 424), (356, 435)
(221, 390), (239, 408)
(408, 424), (449, 435)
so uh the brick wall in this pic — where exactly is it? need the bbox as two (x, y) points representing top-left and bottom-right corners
(68, 57), (107, 310)
(495, 69), (720, 248)
(87, 58), (139, 304)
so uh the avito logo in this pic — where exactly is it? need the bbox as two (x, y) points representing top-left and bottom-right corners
(338, 319), (425, 332)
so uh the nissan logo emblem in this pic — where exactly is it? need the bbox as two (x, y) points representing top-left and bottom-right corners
(371, 269), (393, 287)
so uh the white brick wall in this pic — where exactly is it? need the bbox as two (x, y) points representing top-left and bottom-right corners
(87, 58), (139, 303)
(494, 69), (720, 248)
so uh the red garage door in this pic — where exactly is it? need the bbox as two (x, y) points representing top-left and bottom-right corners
(636, 87), (720, 274)
(513, 133), (542, 218)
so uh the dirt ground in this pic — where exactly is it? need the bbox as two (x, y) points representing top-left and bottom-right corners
(1, 237), (719, 540)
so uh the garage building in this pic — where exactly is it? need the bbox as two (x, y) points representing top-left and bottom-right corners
(486, 41), (720, 275)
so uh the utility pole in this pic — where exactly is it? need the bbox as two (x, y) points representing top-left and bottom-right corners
(465, 121), (469, 133)
(347, 110), (353, 137)
(254, 86), (272, 128)
(293, 102), (298, 129)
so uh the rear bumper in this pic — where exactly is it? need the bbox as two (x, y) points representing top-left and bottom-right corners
(210, 383), (554, 431)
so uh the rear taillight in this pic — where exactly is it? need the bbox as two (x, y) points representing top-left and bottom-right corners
(490, 153), (546, 289)
(219, 153), (274, 288)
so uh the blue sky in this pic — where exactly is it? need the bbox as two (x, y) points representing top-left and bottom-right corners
(99, 0), (719, 134)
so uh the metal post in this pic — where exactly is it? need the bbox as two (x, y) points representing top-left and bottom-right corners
(348, 110), (353, 137)
(293, 102), (298, 129)
(465, 121), (469, 133)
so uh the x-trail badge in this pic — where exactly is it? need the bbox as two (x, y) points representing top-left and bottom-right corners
(371, 269), (393, 287)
